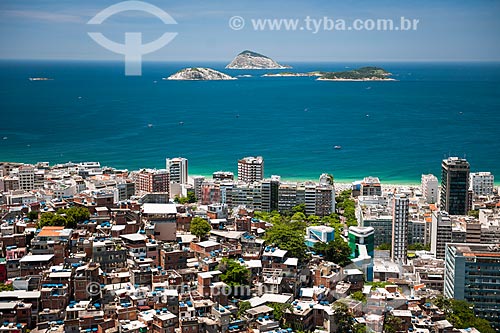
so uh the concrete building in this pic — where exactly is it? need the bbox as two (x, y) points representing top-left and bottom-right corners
(361, 177), (382, 196)
(261, 176), (280, 213)
(440, 157), (470, 215)
(166, 157), (188, 184)
(17, 165), (35, 190)
(348, 226), (375, 258)
(212, 171), (234, 181)
(392, 194), (409, 263)
(421, 174), (438, 204)
(431, 211), (452, 259)
(142, 203), (177, 242)
(305, 226), (335, 248)
(469, 171), (494, 196)
(135, 169), (170, 195)
(444, 243), (500, 330)
(237, 156), (264, 183)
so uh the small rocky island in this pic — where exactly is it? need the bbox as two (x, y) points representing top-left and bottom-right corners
(262, 67), (394, 81)
(317, 67), (394, 81)
(165, 67), (236, 80)
(226, 50), (290, 69)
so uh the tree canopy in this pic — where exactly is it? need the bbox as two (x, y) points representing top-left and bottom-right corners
(190, 217), (211, 240)
(218, 258), (250, 286)
(37, 207), (90, 229)
(264, 219), (308, 260)
(433, 296), (495, 333)
(313, 235), (351, 267)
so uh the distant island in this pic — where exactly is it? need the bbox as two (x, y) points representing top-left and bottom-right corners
(263, 67), (395, 81)
(226, 50), (291, 69)
(165, 68), (236, 81)
(318, 67), (394, 81)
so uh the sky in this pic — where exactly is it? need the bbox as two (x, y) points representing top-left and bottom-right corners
(0, 0), (499, 62)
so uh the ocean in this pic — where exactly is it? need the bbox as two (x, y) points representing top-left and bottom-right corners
(1, 60), (499, 184)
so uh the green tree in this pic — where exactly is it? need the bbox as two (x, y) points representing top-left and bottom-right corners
(376, 243), (391, 251)
(432, 296), (495, 333)
(467, 210), (479, 218)
(351, 291), (366, 303)
(264, 221), (308, 260)
(292, 204), (306, 215)
(313, 236), (351, 266)
(218, 258), (250, 286)
(27, 210), (39, 221)
(332, 302), (354, 332)
(237, 301), (251, 318)
(174, 195), (189, 204)
(38, 212), (55, 228)
(63, 207), (90, 224)
(186, 191), (196, 203)
(383, 313), (404, 333)
(268, 302), (293, 321)
(190, 217), (211, 240)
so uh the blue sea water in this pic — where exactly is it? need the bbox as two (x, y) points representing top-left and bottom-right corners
(0, 60), (499, 184)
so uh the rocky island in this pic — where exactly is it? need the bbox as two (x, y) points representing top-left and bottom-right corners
(317, 66), (394, 81)
(262, 67), (395, 81)
(226, 50), (291, 69)
(165, 67), (236, 80)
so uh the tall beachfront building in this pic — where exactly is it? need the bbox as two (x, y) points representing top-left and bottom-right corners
(431, 210), (452, 259)
(392, 194), (409, 264)
(166, 157), (188, 184)
(444, 243), (500, 330)
(469, 171), (494, 196)
(421, 174), (438, 204)
(237, 156), (264, 183)
(440, 157), (470, 215)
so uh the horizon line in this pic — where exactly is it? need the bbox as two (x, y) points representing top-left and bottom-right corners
(1, 58), (500, 63)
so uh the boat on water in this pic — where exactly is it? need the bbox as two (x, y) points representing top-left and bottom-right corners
(334, 145), (342, 150)
(29, 77), (53, 81)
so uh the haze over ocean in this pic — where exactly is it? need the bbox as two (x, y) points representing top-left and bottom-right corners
(1, 61), (499, 184)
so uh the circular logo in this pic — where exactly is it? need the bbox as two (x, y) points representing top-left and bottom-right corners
(86, 282), (101, 297)
(229, 16), (245, 30)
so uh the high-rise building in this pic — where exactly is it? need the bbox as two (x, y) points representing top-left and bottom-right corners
(261, 176), (280, 212)
(361, 177), (382, 196)
(191, 176), (205, 201)
(431, 210), (452, 259)
(135, 169), (170, 195)
(166, 157), (188, 184)
(469, 171), (494, 196)
(440, 157), (470, 215)
(18, 165), (35, 190)
(444, 243), (500, 330)
(392, 194), (409, 263)
(421, 174), (438, 204)
(348, 226), (375, 259)
(237, 156), (264, 183)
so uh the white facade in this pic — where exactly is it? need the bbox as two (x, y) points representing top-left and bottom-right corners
(18, 165), (35, 190)
(166, 157), (188, 184)
(237, 156), (264, 183)
(392, 194), (409, 263)
(421, 174), (438, 204)
(470, 172), (494, 196)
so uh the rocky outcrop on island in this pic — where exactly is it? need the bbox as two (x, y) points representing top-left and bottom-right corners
(226, 50), (291, 69)
(165, 67), (236, 80)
